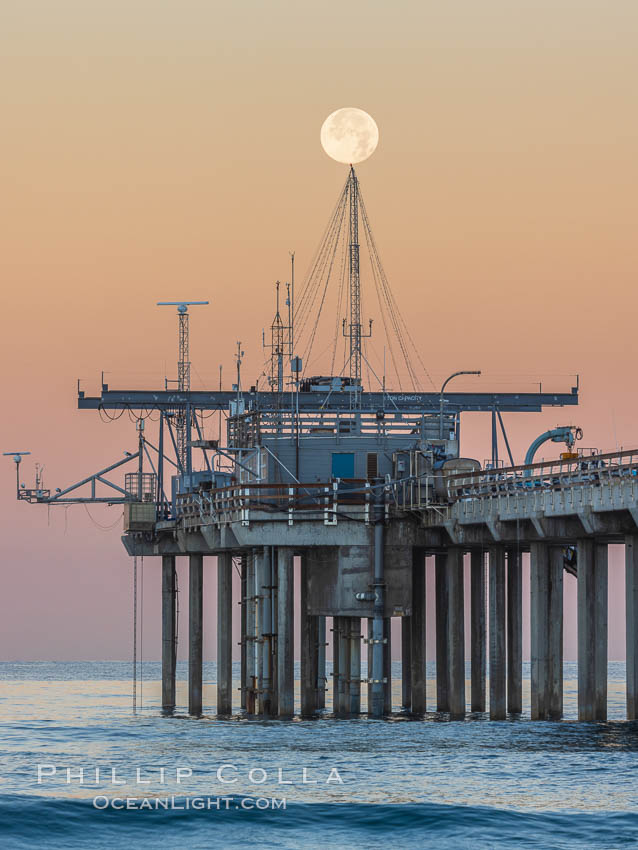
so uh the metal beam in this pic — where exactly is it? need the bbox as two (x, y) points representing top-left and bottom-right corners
(78, 388), (578, 414)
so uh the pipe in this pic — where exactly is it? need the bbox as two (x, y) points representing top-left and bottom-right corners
(524, 426), (581, 476)
(370, 480), (385, 717)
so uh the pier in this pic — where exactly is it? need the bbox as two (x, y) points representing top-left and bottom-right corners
(6, 165), (635, 724)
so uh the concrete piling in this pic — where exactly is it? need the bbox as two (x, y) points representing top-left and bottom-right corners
(256, 547), (273, 716)
(489, 547), (506, 720)
(240, 555), (247, 710)
(627, 535), (638, 720)
(337, 616), (349, 715)
(577, 540), (608, 721)
(507, 547), (523, 715)
(300, 555), (319, 717)
(217, 552), (233, 716)
(350, 618), (362, 715)
(245, 553), (256, 714)
(531, 543), (563, 720)
(188, 553), (203, 716)
(470, 550), (486, 712)
(383, 618), (391, 715)
(411, 551), (427, 714)
(161, 554), (177, 715)
(317, 616), (326, 710)
(447, 547), (465, 718)
(548, 546), (564, 719)
(401, 615), (412, 711)
(435, 553), (449, 712)
(277, 547), (294, 718)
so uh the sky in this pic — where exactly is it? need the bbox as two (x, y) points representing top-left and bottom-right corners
(1, 0), (637, 662)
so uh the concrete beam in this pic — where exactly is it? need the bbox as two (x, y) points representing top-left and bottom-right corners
(161, 555), (177, 715)
(507, 547), (523, 715)
(217, 552), (233, 716)
(447, 548), (465, 717)
(489, 547), (506, 720)
(188, 554), (203, 717)
(435, 553), (449, 712)
(470, 550), (486, 712)
(577, 540), (608, 721)
(277, 548), (295, 718)
(627, 535), (638, 720)
(411, 550), (427, 714)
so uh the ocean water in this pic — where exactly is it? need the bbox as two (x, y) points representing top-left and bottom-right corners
(1, 661), (638, 849)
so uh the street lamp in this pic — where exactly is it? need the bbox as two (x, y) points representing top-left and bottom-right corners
(439, 371), (482, 439)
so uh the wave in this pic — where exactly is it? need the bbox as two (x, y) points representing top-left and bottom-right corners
(1, 795), (637, 849)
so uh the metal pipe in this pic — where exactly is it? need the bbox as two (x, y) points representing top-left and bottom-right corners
(439, 371), (481, 439)
(370, 479), (385, 717)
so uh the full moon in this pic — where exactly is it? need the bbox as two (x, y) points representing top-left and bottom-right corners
(320, 108), (379, 164)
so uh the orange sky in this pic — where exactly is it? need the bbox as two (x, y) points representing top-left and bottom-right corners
(1, 0), (637, 661)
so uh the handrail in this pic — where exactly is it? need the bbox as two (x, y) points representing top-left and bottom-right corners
(445, 448), (638, 483)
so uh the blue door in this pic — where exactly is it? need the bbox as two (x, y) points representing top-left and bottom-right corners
(332, 452), (355, 479)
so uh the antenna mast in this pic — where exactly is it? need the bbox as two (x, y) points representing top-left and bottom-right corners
(157, 301), (209, 472)
(343, 167), (371, 406)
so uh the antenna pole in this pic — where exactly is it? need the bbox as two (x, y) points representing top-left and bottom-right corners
(348, 167), (361, 400)
(157, 301), (208, 474)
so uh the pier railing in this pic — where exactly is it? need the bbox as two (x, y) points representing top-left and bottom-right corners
(176, 479), (373, 527)
(443, 449), (638, 500)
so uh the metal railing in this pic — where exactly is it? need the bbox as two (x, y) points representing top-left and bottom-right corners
(176, 479), (373, 527)
(443, 449), (638, 501)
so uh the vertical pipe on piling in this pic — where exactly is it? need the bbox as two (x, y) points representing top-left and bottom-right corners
(217, 552), (233, 716)
(507, 547), (523, 714)
(245, 553), (256, 714)
(277, 548), (294, 718)
(333, 617), (341, 715)
(240, 555), (247, 710)
(383, 617), (392, 715)
(411, 549), (427, 714)
(317, 616), (326, 710)
(489, 547), (506, 720)
(338, 616), (349, 715)
(300, 554), (318, 717)
(447, 548), (465, 718)
(258, 547), (273, 716)
(370, 481), (386, 718)
(270, 548), (278, 716)
(548, 545), (564, 720)
(401, 614), (412, 711)
(161, 554), (176, 715)
(188, 553), (203, 716)
(350, 618), (362, 715)
(435, 553), (449, 712)
(470, 550), (486, 712)
(626, 535), (638, 720)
